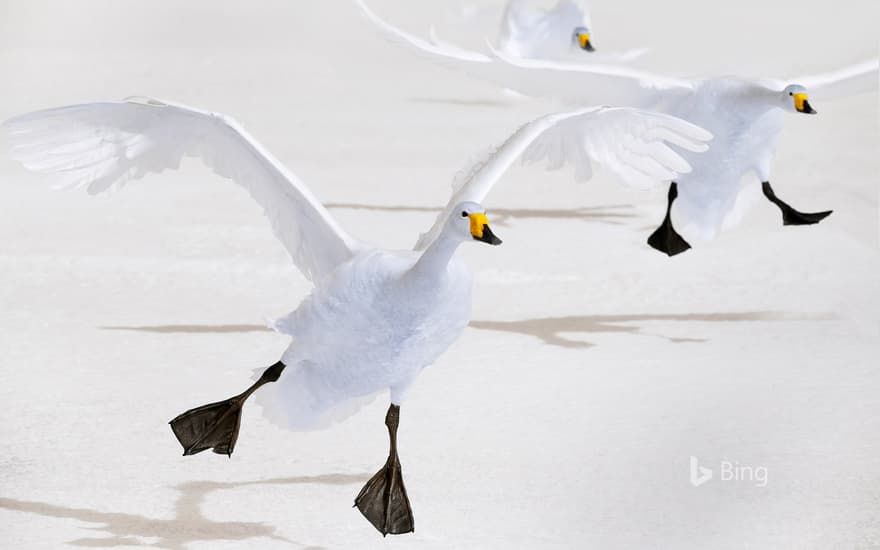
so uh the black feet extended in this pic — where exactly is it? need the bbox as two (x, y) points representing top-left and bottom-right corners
(355, 404), (415, 536)
(169, 361), (286, 457)
(647, 182), (691, 256)
(762, 181), (832, 226)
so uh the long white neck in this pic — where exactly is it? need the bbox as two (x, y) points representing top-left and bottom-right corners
(743, 84), (782, 113)
(408, 228), (462, 280)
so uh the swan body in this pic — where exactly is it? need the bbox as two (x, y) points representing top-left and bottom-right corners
(268, 246), (472, 429)
(653, 78), (788, 237)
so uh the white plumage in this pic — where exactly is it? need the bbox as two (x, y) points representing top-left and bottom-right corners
(2, 98), (709, 429)
(356, 1), (878, 245)
(5, 98), (355, 282)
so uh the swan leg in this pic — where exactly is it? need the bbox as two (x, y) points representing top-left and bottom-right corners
(762, 181), (833, 226)
(355, 404), (415, 536)
(169, 361), (286, 457)
(647, 182), (691, 256)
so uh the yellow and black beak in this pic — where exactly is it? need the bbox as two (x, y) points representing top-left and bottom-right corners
(793, 93), (817, 114)
(469, 213), (502, 245)
(577, 32), (595, 51)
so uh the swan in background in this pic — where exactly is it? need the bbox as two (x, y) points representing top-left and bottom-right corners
(431, 0), (648, 62)
(495, 0), (646, 62)
(2, 98), (709, 535)
(356, 0), (879, 255)
(499, 0), (597, 57)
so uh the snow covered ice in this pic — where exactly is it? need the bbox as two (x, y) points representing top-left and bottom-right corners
(0, 1), (878, 549)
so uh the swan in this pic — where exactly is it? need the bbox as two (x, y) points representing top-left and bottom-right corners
(499, 0), (595, 57)
(494, 0), (645, 61)
(2, 98), (709, 534)
(355, 0), (879, 255)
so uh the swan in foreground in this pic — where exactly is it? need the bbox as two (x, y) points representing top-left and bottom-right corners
(494, 0), (645, 61)
(2, 98), (709, 535)
(356, 0), (879, 255)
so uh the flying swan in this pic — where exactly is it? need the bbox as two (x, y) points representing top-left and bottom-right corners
(2, 98), (709, 535)
(494, 0), (647, 61)
(356, 0), (879, 255)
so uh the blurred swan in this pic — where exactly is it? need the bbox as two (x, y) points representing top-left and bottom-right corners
(499, 0), (595, 57)
(2, 98), (709, 534)
(356, 0), (879, 255)
(495, 0), (645, 61)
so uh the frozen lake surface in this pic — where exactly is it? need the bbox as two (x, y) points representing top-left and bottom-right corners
(0, 1), (877, 548)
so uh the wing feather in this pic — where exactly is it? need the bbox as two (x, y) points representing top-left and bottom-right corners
(3, 99), (358, 282)
(522, 107), (710, 187)
(415, 107), (711, 249)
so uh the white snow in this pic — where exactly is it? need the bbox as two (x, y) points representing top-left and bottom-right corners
(0, 1), (878, 549)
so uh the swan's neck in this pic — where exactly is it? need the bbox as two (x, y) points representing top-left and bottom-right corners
(408, 230), (461, 280)
(743, 85), (782, 112)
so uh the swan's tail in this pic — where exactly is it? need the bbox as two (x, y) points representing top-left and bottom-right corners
(252, 361), (379, 431)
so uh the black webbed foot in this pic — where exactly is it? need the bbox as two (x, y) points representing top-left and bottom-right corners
(355, 456), (414, 536)
(169, 361), (285, 457)
(647, 182), (691, 256)
(169, 395), (245, 456)
(762, 181), (833, 226)
(354, 404), (414, 536)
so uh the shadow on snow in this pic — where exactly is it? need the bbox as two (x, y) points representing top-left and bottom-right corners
(102, 311), (836, 349)
(0, 473), (369, 550)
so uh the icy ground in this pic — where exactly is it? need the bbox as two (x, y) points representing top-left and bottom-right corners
(0, 1), (878, 548)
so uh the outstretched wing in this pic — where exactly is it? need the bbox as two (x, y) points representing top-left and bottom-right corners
(414, 106), (711, 249)
(355, 0), (491, 63)
(355, 0), (687, 108)
(3, 98), (359, 282)
(787, 59), (879, 101)
(521, 107), (711, 187)
(485, 46), (692, 107)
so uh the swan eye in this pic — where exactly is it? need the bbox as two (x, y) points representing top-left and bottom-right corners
(460, 211), (468, 218)
(789, 92), (793, 96)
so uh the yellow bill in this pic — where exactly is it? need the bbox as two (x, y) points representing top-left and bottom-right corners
(468, 212), (502, 245)
(578, 32), (593, 51)
(793, 93), (817, 114)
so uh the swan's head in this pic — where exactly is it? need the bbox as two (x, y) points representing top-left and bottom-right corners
(450, 201), (502, 245)
(572, 26), (594, 52)
(782, 84), (817, 114)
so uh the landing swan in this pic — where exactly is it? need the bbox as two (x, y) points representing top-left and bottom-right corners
(2, 98), (709, 534)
